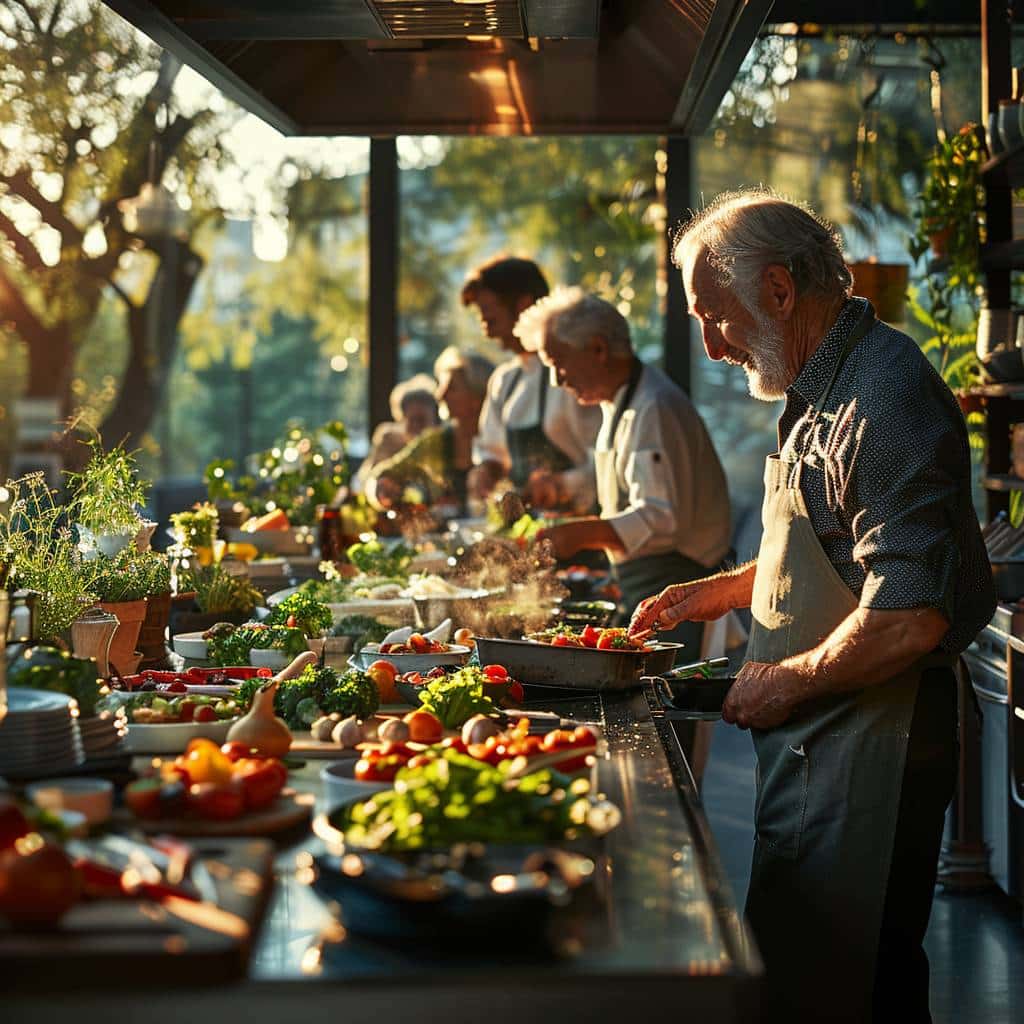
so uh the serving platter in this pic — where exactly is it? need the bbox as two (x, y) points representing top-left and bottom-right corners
(121, 718), (234, 754)
(111, 790), (313, 837)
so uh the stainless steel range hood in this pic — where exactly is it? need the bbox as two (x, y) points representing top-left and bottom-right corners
(101, 0), (772, 136)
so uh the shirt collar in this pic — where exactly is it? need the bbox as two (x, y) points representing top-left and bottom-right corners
(786, 297), (867, 406)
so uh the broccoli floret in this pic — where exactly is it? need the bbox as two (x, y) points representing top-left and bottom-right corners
(294, 697), (323, 727)
(322, 669), (380, 721)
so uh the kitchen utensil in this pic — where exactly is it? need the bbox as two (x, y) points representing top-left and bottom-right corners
(474, 635), (683, 691)
(647, 674), (737, 720)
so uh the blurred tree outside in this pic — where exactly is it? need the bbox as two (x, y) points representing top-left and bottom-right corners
(0, 0), (238, 462)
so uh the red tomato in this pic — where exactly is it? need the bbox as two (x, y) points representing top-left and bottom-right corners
(220, 741), (254, 763)
(482, 664), (509, 682)
(0, 840), (80, 927)
(188, 781), (246, 821)
(581, 625), (602, 648)
(376, 741), (414, 759)
(573, 726), (597, 745)
(286, 614), (297, 628)
(441, 736), (468, 754)
(402, 671), (424, 686)
(552, 635), (575, 647)
(408, 633), (430, 653)
(406, 754), (433, 769)
(507, 681), (525, 704)
(541, 729), (575, 752)
(354, 756), (404, 783)
(193, 705), (217, 723)
(124, 778), (165, 820)
(233, 759), (284, 811)
(367, 660), (400, 703)
(176, 699), (195, 723)
(596, 628), (632, 651)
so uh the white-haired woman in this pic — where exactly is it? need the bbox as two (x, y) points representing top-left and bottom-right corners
(365, 347), (493, 516)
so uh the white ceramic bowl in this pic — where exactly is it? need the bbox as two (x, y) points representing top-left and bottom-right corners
(26, 777), (114, 826)
(321, 760), (389, 809)
(122, 719), (234, 754)
(172, 631), (209, 660)
(354, 644), (471, 675)
(248, 648), (291, 671)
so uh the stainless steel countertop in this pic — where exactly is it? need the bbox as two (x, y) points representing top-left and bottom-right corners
(9, 687), (762, 1022)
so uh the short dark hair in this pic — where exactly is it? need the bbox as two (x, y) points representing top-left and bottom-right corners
(461, 256), (549, 308)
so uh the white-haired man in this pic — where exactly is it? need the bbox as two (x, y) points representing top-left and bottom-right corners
(516, 287), (732, 655)
(630, 189), (995, 1024)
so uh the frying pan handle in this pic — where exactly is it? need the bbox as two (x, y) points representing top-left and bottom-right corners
(659, 657), (729, 681)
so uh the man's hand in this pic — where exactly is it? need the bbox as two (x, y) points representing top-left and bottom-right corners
(721, 661), (800, 731)
(535, 522), (585, 561)
(468, 461), (505, 499)
(628, 568), (753, 636)
(524, 469), (565, 510)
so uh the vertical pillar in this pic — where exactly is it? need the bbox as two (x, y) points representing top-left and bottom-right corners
(369, 137), (399, 431)
(663, 135), (692, 395)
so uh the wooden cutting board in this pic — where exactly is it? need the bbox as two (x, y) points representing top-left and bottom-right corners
(0, 838), (275, 989)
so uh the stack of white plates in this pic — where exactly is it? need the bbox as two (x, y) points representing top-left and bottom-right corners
(75, 712), (128, 768)
(0, 689), (84, 779)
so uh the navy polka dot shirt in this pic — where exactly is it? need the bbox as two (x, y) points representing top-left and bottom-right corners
(777, 298), (996, 654)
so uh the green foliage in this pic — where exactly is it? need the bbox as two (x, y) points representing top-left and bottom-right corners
(7, 646), (103, 717)
(236, 663), (379, 728)
(206, 623), (307, 666)
(177, 563), (262, 616)
(0, 472), (98, 641)
(91, 549), (170, 603)
(170, 502), (220, 550)
(906, 287), (981, 392)
(415, 667), (499, 729)
(344, 539), (413, 578)
(67, 439), (148, 535)
(330, 614), (390, 649)
(266, 591), (333, 637)
(203, 420), (349, 526)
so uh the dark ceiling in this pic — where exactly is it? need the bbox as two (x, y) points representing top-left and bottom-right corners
(101, 0), (773, 136)
(768, 1), (979, 29)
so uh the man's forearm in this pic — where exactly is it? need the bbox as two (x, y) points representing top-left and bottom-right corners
(565, 517), (625, 555)
(713, 561), (757, 610)
(780, 606), (950, 706)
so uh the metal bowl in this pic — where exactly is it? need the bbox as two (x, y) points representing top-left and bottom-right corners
(354, 644), (472, 675)
(473, 636), (683, 692)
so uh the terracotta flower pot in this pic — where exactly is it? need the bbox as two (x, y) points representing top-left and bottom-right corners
(846, 261), (909, 324)
(97, 598), (148, 677)
(138, 591), (173, 668)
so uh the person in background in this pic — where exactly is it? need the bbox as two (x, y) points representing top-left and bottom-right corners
(365, 347), (493, 517)
(462, 256), (600, 512)
(630, 188), (996, 1024)
(353, 375), (439, 490)
(518, 287), (732, 654)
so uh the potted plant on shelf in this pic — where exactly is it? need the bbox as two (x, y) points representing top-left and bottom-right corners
(845, 204), (911, 325)
(908, 122), (986, 393)
(135, 550), (174, 668)
(67, 440), (149, 561)
(0, 472), (98, 646)
(170, 502), (220, 566)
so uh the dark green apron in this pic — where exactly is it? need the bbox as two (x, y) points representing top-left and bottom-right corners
(744, 302), (950, 1022)
(503, 364), (575, 489)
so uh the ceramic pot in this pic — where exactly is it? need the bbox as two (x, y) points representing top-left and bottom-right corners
(97, 598), (147, 676)
(846, 261), (908, 324)
(138, 591), (173, 668)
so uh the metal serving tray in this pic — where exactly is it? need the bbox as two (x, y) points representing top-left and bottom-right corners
(474, 635), (683, 692)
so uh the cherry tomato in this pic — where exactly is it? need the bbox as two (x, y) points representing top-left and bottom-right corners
(441, 736), (468, 754)
(176, 699), (196, 723)
(408, 633), (430, 653)
(596, 628), (633, 651)
(574, 726), (597, 744)
(403, 709), (444, 744)
(233, 759), (285, 811)
(541, 729), (575, 752)
(286, 614), (297, 628)
(193, 705), (218, 723)
(406, 754), (433, 769)
(581, 625), (602, 648)
(552, 635), (575, 647)
(376, 741), (414, 759)
(188, 781), (246, 821)
(354, 756), (404, 783)
(402, 671), (424, 686)
(507, 681), (525, 704)
(178, 739), (233, 785)
(482, 664), (509, 682)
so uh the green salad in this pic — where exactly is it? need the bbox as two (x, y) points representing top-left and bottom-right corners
(206, 623), (307, 666)
(338, 750), (596, 851)
(415, 666), (498, 729)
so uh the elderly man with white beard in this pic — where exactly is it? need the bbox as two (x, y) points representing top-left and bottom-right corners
(629, 189), (994, 1024)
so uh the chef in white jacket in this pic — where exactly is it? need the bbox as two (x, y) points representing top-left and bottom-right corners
(521, 287), (733, 657)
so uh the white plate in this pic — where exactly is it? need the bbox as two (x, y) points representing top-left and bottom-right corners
(121, 719), (234, 754)
(354, 644), (471, 674)
(172, 631), (209, 659)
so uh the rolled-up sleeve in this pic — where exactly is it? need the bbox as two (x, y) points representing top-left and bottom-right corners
(847, 375), (964, 621)
(473, 370), (511, 470)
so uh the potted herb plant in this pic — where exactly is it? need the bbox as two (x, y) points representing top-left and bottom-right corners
(170, 502), (220, 566)
(171, 563), (264, 635)
(0, 472), (98, 646)
(68, 440), (149, 560)
(90, 550), (157, 675)
(908, 122), (985, 391)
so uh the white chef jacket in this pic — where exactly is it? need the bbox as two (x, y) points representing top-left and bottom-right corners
(598, 362), (731, 568)
(474, 354), (600, 509)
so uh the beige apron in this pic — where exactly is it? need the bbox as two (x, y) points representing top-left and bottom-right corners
(744, 305), (938, 1022)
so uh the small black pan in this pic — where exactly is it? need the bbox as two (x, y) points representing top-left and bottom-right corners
(645, 664), (736, 719)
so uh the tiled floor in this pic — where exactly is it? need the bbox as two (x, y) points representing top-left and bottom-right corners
(700, 720), (1024, 1024)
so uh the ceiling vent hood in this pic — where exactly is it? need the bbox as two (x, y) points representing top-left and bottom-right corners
(101, 1), (771, 136)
